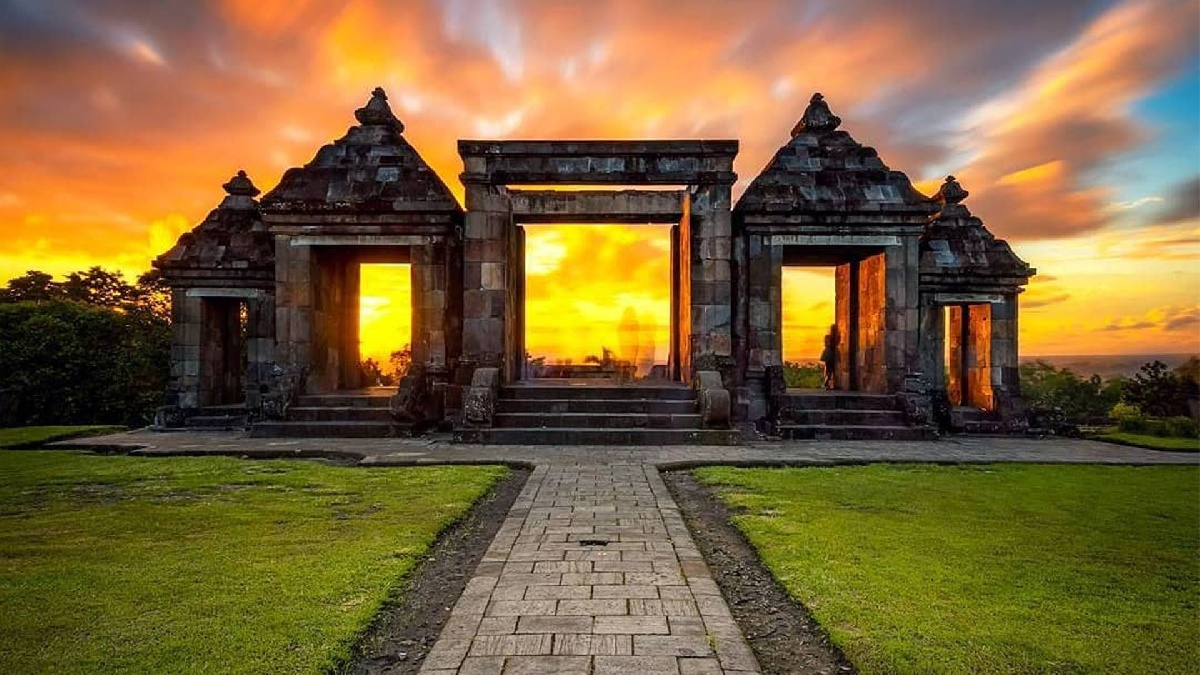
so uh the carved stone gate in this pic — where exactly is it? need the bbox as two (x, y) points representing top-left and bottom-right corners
(155, 88), (1034, 438)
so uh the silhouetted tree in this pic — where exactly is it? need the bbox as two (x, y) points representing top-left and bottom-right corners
(1123, 360), (1191, 418)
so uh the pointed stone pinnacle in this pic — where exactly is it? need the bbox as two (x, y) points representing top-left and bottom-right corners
(937, 175), (969, 205)
(223, 170), (260, 197)
(791, 92), (842, 136)
(354, 86), (405, 131)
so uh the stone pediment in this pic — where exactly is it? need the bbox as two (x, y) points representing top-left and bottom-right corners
(735, 93), (934, 225)
(920, 176), (1035, 291)
(260, 88), (461, 217)
(154, 171), (274, 284)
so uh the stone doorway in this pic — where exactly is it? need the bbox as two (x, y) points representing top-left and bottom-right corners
(519, 221), (677, 382)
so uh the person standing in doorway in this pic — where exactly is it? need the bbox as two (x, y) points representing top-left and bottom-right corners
(820, 324), (838, 390)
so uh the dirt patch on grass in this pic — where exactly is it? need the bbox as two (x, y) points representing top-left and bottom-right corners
(345, 466), (530, 674)
(663, 470), (855, 675)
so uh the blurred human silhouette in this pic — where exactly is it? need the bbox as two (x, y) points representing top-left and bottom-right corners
(820, 324), (839, 389)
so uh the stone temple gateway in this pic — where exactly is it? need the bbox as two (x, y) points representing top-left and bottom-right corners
(154, 89), (1034, 442)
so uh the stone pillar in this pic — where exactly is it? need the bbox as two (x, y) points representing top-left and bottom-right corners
(965, 303), (993, 409)
(274, 236), (315, 379)
(743, 232), (781, 420)
(946, 305), (965, 406)
(918, 296), (945, 397)
(857, 253), (887, 393)
(686, 182), (734, 384)
(669, 224), (681, 381)
(170, 289), (203, 409)
(244, 291), (275, 410)
(513, 226), (526, 381)
(412, 243), (450, 372)
(883, 238), (920, 394)
(990, 295), (1022, 422)
(462, 185), (511, 375)
(834, 261), (857, 390)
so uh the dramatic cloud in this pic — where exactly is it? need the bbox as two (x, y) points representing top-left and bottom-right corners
(0, 0), (1196, 358)
(1149, 176), (1200, 227)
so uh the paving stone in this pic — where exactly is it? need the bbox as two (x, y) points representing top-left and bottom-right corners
(555, 599), (628, 616)
(594, 615), (670, 635)
(476, 616), (517, 635)
(503, 655), (591, 675)
(594, 655), (680, 675)
(593, 584), (660, 599)
(457, 656), (504, 675)
(516, 616), (593, 634)
(634, 635), (714, 657)
(678, 657), (724, 675)
(468, 634), (554, 657)
(485, 600), (556, 617)
(553, 633), (634, 656)
(523, 585), (592, 600)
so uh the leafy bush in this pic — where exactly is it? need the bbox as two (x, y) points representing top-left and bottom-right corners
(0, 268), (170, 426)
(1021, 361), (1122, 419)
(1123, 360), (1192, 418)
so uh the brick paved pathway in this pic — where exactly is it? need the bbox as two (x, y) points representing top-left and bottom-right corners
(418, 463), (760, 674)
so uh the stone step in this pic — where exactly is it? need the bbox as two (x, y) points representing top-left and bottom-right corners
(774, 424), (927, 441)
(249, 421), (410, 438)
(501, 385), (694, 401)
(497, 398), (697, 415)
(287, 406), (394, 423)
(492, 412), (703, 429)
(295, 394), (391, 409)
(185, 415), (248, 429)
(778, 392), (901, 411)
(777, 409), (907, 426)
(455, 427), (742, 445)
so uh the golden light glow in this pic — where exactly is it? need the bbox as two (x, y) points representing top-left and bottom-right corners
(524, 224), (670, 365)
(359, 264), (411, 364)
(782, 267), (835, 363)
(0, 0), (1195, 359)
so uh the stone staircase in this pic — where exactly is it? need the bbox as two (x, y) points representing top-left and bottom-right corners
(250, 389), (410, 438)
(457, 381), (742, 445)
(949, 406), (1005, 434)
(177, 404), (249, 431)
(772, 390), (926, 440)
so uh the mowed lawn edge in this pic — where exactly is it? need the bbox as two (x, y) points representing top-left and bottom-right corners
(694, 464), (1200, 675)
(0, 450), (508, 674)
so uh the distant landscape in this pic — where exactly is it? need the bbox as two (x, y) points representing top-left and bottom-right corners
(1023, 354), (1198, 380)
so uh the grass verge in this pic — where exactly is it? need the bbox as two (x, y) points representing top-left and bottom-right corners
(0, 450), (506, 673)
(694, 464), (1200, 675)
(0, 426), (126, 448)
(1094, 431), (1199, 452)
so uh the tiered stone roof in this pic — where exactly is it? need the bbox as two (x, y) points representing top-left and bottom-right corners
(735, 93), (933, 223)
(260, 88), (461, 215)
(920, 176), (1035, 293)
(154, 171), (274, 286)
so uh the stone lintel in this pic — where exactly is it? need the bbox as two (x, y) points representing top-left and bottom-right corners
(769, 234), (902, 247)
(185, 287), (266, 299)
(928, 292), (1006, 305)
(289, 235), (441, 247)
(740, 216), (927, 229)
(458, 139), (739, 158)
(509, 189), (685, 223)
(262, 213), (457, 226)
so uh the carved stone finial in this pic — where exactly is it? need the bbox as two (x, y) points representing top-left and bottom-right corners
(937, 175), (969, 205)
(354, 86), (404, 131)
(791, 92), (842, 136)
(223, 170), (260, 197)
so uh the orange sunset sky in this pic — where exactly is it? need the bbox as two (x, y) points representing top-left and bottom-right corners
(1, 0), (1197, 365)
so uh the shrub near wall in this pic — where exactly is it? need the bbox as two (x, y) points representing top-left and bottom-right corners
(0, 300), (170, 426)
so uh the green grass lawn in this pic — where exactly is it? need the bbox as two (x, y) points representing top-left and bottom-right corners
(0, 426), (126, 448)
(1095, 432), (1200, 452)
(0, 450), (507, 673)
(695, 464), (1200, 675)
